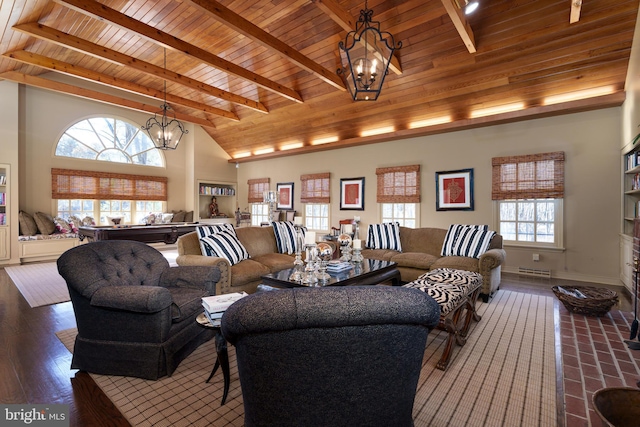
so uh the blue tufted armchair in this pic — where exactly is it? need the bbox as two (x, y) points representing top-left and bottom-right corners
(222, 285), (440, 427)
(57, 240), (221, 380)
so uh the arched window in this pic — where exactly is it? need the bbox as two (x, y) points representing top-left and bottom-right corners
(55, 117), (164, 167)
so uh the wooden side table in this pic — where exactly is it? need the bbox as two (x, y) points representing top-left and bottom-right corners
(196, 312), (231, 405)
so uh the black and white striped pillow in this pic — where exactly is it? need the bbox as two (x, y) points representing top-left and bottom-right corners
(271, 221), (306, 254)
(199, 230), (249, 265)
(441, 224), (495, 258)
(366, 222), (402, 251)
(196, 223), (235, 239)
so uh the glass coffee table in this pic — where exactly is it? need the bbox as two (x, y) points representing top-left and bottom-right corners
(261, 259), (400, 288)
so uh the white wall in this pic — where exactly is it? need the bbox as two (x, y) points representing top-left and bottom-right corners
(0, 81), (20, 265)
(237, 108), (622, 285)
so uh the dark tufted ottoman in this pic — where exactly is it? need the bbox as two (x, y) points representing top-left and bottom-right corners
(403, 268), (483, 370)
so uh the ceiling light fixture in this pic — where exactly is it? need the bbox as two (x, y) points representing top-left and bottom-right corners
(361, 126), (395, 137)
(281, 142), (304, 151)
(543, 86), (616, 105)
(409, 116), (452, 129)
(464, 0), (479, 15)
(142, 48), (188, 150)
(470, 102), (525, 118)
(311, 136), (339, 145)
(338, 1), (401, 101)
(254, 147), (275, 155)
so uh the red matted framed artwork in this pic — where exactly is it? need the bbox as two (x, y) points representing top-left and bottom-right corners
(435, 169), (474, 211)
(276, 182), (294, 210)
(340, 177), (365, 210)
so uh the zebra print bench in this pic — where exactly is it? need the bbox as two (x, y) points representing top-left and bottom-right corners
(403, 268), (483, 370)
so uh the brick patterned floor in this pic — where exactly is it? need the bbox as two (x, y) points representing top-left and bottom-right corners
(559, 303), (640, 426)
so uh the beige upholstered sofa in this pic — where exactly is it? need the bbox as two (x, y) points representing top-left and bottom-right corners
(176, 226), (296, 295)
(362, 226), (505, 302)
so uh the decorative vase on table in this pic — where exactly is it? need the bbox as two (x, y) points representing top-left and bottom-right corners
(315, 242), (334, 282)
(289, 225), (305, 282)
(337, 233), (352, 262)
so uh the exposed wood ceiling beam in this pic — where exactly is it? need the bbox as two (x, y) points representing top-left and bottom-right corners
(0, 71), (217, 128)
(52, 0), (303, 104)
(3, 50), (240, 121)
(570, 0), (582, 24)
(312, 0), (402, 75)
(440, 0), (477, 53)
(12, 22), (268, 114)
(186, 0), (346, 91)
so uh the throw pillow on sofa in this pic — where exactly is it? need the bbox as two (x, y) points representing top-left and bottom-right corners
(53, 217), (73, 233)
(199, 230), (250, 265)
(366, 222), (402, 251)
(272, 221), (307, 255)
(18, 211), (38, 236)
(197, 224), (237, 259)
(34, 212), (56, 235)
(441, 224), (495, 259)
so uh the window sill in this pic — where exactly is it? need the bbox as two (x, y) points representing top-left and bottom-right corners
(503, 243), (565, 252)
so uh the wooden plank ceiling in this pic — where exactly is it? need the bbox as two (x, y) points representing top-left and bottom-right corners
(0, 0), (636, 162)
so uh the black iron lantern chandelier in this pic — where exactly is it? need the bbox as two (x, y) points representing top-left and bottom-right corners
(142, 49), (188, 150)
(338, 1), (401, 101)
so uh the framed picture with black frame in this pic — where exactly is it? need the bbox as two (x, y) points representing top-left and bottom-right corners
(340, 177), (365, 210)
(276, 182), (294, 210)
(435, 168), (474, 211)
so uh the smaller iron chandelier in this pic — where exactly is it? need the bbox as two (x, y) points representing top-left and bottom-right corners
(338, 1), (401, 101)
(142, 49), (188, 150)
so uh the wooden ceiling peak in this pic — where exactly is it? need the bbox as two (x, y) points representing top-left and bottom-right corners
(186, 0), (346, 91)
(0, 0), (635, 160)
(51, 0), (304, 104)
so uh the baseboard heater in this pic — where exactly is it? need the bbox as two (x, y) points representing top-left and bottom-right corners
(517, 267), (551, 278)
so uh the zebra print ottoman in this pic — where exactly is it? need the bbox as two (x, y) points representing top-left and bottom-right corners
(403, 268), (483, 370)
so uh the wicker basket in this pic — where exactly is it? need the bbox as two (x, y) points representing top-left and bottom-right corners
(552, 286), (619, 317)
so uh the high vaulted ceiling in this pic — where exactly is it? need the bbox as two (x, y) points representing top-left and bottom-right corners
(0, 0), (637, 163)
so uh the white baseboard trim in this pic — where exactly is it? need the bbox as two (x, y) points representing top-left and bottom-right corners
(502, 266), (622, 287)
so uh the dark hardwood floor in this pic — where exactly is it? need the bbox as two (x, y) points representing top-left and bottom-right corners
(0, 266), (630, 427)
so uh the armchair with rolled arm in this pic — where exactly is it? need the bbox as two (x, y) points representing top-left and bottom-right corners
(57, 240), (221, 380)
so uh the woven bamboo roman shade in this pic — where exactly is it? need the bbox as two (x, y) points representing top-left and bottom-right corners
(247, 178), (270, 203)
(491, 152), (565, 200)
(300, 173), (330, 203)
(375, 165), (420, 203)
(51, 168), (167, 201)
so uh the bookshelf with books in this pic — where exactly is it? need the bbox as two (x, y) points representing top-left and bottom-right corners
(0, 164), (9, 260)
(196, 180), (237, 222)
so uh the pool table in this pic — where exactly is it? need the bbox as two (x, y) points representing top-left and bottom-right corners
(78, 223), (200, 244)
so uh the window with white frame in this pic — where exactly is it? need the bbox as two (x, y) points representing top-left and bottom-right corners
(381, 203), (418, 227)
(247, 178), (270, 225)
(492, 152), (564, 248)
(305, 204), (330, 231)
(300, 173), (331, 232)
(55, 117), (164, 167)
(52, 169), (167, 225)
(376, 165), (420, 228)
(56, 199), (165, 225)
(251, 204), (270, 226)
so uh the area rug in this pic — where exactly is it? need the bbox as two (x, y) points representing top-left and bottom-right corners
(6, 250), (179, 308)
(56, 290), (557, 427)
(5, 262), (69, 307)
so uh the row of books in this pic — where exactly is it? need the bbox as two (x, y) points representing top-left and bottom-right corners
(628, 151), (640, 171)
(0, 192), (5, 205)
(201, 291), (248, 326)
(0, 213), (5, 225)
(200, 185), (236, 196)
(0, 175), (6, 185)
(631, 173), (640, 191)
